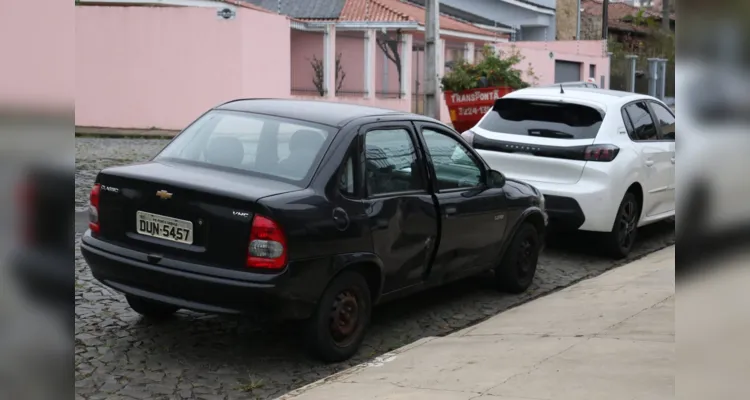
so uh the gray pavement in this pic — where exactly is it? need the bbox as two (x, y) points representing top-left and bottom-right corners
(74, 138), (676, 400)
(279, 246), (675, 400)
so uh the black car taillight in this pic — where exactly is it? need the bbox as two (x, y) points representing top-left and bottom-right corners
(461, 130), (475, 147)
(89, 183), (101, 234)
(583, 144), (619, 162)
(247, 215), (287, 269)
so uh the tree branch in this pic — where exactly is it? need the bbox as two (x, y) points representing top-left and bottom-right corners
(376, 31), (403, 97)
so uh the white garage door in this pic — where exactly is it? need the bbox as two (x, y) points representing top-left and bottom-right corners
(555, 60), (582, 83)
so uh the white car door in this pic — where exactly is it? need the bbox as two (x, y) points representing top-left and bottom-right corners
(648, 101), (676, 213)
(623, 101), (674, 217)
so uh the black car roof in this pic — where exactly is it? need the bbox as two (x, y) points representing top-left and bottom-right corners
(215, 98), (412, 127)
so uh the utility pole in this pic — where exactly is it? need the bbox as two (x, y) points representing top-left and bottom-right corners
(661, 0), (670, 32)
(601, 0), (609, 40)
(424, 0), (440, 119)
(576, 0), (581, 40)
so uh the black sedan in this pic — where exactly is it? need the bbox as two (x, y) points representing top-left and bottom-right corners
(80, 99), (547, 362)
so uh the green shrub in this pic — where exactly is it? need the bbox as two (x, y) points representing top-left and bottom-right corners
(440, 45), (532, 92)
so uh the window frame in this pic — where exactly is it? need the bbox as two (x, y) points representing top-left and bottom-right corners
(359, 122), (431, 199)
(335, 139), (363, 200)
(645, 100), (676, 142)
(414, 122), (488, 194)
(621, 100), (665, 143)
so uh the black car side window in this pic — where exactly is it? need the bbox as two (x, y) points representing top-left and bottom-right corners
(364, 128), (425, 196)
(422, 128), (483, 191)
(649, 102), (676, 141)
(623, 102), (659, 141)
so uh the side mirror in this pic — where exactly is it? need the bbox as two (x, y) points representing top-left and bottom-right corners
(487, 169), (506, 188)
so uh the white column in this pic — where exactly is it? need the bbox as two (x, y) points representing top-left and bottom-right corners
(465, 42), (475, 63)
(435, 38), (445, 120)
(364, 30), (377, 98)
(400, 33), (413, 100)
(323, 24), (337, 98)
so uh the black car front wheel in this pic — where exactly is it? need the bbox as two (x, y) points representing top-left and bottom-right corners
(126, 294), (179, 320)
(304, 271), (372, 363)
(495, 222), (540, 294)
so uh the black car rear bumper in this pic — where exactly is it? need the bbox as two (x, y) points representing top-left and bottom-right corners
(80, 232), (319, 320)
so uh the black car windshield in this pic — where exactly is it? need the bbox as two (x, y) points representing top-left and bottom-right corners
(156, 110), (335, 184)
(478, 99), (604, 139)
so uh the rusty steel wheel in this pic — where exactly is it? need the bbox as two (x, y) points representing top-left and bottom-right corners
(305, 271), (372, 363)
(329, 290), (361, 347)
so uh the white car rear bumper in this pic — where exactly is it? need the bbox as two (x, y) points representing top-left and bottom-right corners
(522, 178), (619, 233)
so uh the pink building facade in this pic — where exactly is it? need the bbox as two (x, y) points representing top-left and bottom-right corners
(75, 3), (611, 131)
(76, 5), (290, 131)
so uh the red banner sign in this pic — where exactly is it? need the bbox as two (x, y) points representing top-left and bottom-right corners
(444, 87), (513, 133)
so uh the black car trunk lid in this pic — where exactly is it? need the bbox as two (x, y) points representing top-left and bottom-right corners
(94, 160), (301, 269)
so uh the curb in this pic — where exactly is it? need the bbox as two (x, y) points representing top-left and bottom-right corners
(75, 127), (178, 139)
(275, 336), (438, 400)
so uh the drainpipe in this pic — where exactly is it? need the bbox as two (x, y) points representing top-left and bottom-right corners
(576, 0), (581, 40)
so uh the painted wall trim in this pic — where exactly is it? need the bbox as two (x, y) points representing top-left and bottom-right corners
(77, 0), (231, 8)
(292, 20), (421, 31)
(500, 0), (556, 16)
(473, 23), (516, 34)
(417, 26), (504, 42)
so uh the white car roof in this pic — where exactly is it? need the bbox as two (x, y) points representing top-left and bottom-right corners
(504, 87), (657, 109)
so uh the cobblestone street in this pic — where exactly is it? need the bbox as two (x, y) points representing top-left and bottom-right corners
(75, 138), (675, 400)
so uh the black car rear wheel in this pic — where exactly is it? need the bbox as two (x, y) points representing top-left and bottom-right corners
(495, 222), (540, 294)
(126, 295), (179, 320)
(304, 271), (371, 363)
(604, 192), (640, 259)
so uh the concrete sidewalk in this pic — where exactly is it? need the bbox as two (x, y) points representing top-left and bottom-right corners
(279, 246), (675, 400)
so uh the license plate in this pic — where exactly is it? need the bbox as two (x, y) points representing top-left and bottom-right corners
(136, 211), (193, 244)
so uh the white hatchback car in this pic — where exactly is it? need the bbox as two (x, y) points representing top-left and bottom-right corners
(462, 87), (675, 258)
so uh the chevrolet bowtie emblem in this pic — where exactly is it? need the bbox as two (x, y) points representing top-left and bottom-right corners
(156, 190), (173, 200)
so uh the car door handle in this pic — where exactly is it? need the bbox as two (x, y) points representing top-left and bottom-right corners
(444, 206), (457, 216)
(645, 159), (655, 167)
(670, 157), (675, 164)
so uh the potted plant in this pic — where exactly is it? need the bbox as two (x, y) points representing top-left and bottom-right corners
(441, 45), (531, 132)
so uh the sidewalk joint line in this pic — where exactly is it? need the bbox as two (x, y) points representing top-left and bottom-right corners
(597, 294), (674, 335)
(479, 338), (586, 396)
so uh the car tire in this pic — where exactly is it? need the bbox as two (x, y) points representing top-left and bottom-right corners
(604, 192), (640, 259)
(304, 271), (372, 363)
(126, 295), (179, 319)
(495, 222), (540, 294)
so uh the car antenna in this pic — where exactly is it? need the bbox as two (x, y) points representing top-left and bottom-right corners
(559, 84), (565, 94)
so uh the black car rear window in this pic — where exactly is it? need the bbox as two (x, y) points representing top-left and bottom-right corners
(478, 99), (604, 139)
(156, 110), (336, 184)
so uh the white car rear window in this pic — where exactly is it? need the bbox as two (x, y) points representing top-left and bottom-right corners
(478, 99), (604, 140)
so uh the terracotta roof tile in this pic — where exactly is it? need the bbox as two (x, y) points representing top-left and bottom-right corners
(340, 0), (413, 21)
(582, 0), (675, 33)
(338, 0), (501, 37)
(582, 0), (674, 22)
(380, 0), (500, 36)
